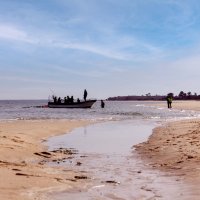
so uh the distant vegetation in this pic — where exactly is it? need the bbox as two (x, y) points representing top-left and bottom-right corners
(107, 91), (200, 101)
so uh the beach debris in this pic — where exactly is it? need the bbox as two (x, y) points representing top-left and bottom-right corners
(15, 173), (29, 176)
(41, 151), (51, 155)
(76, 162), (82, 166)
(187, 155), (194, 159)
(66, 178), (77, 182)
(15, 173), (42, 177)
(66, 156), (74, 159)
(102, 180), (120, 185)
(12, 168), (21, 171)
(170, 166), (182, 170)
(0, 160), (26, 167)
(80, 155), (88, 158)
(74, 175), (88, 179)
(51, 158), (67, 164)
(51, 148), (76, 155)
(176, 160), (183, 164)
(34, 152), (51, 158)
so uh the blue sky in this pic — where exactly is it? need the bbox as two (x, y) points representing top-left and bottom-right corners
(1, 0), (200, 99)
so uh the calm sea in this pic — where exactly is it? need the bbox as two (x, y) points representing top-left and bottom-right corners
(0, 100), (199, 122)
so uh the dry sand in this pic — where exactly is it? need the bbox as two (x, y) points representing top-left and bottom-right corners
(0, 119), (92, 200)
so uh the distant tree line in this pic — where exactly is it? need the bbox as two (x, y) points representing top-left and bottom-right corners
(107, 91), (200, 101)
(167, 91), (200, 100)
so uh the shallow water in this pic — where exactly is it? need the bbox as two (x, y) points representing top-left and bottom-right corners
(47, 120), (189, 200)
(0, 100), (200, 121)
(47, 120), (156, 155)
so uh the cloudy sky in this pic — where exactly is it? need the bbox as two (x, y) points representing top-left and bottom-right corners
(1, 0), (200, 99)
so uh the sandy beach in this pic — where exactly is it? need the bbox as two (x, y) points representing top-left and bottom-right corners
(135, 119), (200, 198)
(0, 119), (92, 200)
(1, 100), (200, 199)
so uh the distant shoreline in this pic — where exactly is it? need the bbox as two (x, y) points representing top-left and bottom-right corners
(107, 96), (200, 101)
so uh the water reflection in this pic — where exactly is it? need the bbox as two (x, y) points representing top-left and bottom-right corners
(46, 120), (188, 200)
(47, 120), (156, 155)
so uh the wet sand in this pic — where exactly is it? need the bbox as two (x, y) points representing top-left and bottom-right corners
(152, 100), (200, 111)
(135, 100), (200, 199)
(135, 119), (200, 198)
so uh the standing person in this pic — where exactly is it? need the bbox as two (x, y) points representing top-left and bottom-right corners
(70, 96), (74, 103)
(166, 95), (172, 108)
(101, 100), (105, 108)
(83, 89), (88, 101)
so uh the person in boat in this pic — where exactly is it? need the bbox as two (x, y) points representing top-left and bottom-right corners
(67, 96), (70, 103)
(57, 97), (61, 104)
(53, 95), (57, 103)
(101, 100), (105, 108)
(77, 98), (80, 103)
(70, 96), (74, 103)
(83, 89), (88, 101)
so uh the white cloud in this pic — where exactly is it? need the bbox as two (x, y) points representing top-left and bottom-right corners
(50, 65), (107, 78)
(0, 24), (37, 43)
(0, 74), (70, 85)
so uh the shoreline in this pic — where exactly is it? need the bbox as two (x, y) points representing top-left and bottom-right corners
(135, 119), (200, 170)
(134, 100), (200, 198)
(151, 100), (200, 111)
(135, 119), (200, 197)
(0, 119), (93, 200)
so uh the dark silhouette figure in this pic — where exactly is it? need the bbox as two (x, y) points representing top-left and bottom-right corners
(77, 98), (80, 103)
(57, 97), (61, 104)
(53, 95), (57, 103)
(166, 96), (172, 108)
(101, 100), (105, 108)
(67, 96), (70, 103)
(83, 89), (88, 101)
(70, 96), (74, 103)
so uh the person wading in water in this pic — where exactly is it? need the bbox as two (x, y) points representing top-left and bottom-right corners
(166, 95), (173, 108)
(101, 100), (105, 108)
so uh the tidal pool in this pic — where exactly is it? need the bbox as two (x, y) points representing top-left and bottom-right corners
(46, 120), (188, 200)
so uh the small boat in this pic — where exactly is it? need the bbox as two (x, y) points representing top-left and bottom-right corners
(48, 99), (96, 108)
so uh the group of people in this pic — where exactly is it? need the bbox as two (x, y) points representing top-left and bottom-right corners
(52, 95), (77, 104)
(52, 89), (105, 108)
(52, 89), (87, 104)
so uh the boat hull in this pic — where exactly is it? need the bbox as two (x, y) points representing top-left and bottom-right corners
(48, 100), (96, 108)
